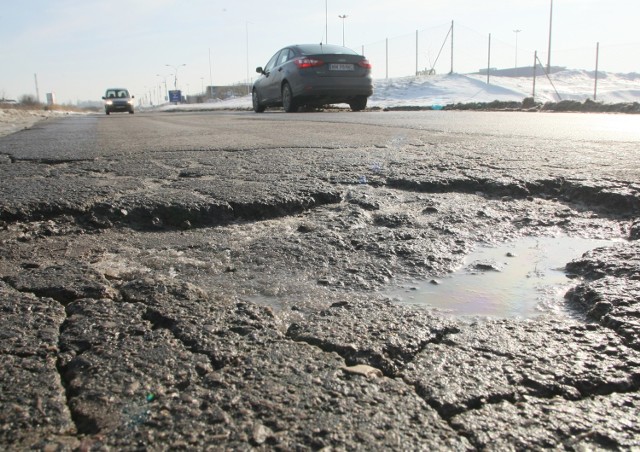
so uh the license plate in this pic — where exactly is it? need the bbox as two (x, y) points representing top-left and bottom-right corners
(329, 63), (354, 71)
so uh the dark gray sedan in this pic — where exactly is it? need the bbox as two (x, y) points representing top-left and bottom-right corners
(252, 44), (373, 113)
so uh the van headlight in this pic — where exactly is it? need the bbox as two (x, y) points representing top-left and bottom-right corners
(105, 100), (113, 105)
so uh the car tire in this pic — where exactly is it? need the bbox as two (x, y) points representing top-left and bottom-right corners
(105, 110), (110, 115)
(349, 96), (367, 112)
(252, 89), (265, 113)
(129, 110), (134, 114)
(282, 83), (298, 113)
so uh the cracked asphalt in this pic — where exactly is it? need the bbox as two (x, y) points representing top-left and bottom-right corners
(1, 110), (639, 450)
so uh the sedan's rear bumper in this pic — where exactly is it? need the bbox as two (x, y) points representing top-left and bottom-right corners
(291, 77), (373, 102)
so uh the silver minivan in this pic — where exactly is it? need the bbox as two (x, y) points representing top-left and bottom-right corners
(102, 88), (134, 115)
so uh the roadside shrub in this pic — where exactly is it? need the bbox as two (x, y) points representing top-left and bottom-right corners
(541, 99), (640, 113)
(542, 100), (584, 112)
(18, 94), (42, 107)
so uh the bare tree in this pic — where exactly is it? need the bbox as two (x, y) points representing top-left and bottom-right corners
(19, 94), (41, 106)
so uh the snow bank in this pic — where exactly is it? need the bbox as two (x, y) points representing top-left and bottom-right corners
(155, 70), (640, 112)
(0, 108), (88, 138)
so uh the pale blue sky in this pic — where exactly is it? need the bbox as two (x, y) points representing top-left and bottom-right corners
(1, 0), (638, 103)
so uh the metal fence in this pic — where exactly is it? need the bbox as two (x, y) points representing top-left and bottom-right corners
(359, 21), (639, 80)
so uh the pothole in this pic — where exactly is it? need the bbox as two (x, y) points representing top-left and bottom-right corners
(386, 236), (622, 320)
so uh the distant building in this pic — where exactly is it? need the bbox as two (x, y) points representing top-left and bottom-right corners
(205, 85), (248, 100)
(184, 84), (250, 104)
(46, 92), (56, 105)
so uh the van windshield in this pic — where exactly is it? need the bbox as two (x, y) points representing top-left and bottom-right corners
(105, 89), (130, 98)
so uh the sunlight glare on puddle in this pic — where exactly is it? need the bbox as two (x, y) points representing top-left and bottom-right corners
(387, 236), (620, 319)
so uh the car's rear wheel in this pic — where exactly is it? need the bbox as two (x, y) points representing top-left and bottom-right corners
(252, 89), (265, 113)
(349, 96), (367, 112)
(282, 83), (298, 113)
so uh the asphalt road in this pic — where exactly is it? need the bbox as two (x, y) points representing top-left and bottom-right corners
(1, 110), (639, 450)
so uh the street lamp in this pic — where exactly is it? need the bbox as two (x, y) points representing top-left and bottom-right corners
(513, 29), (521, 70)
(325, 0), (328, 44)
(338, 14), (348, 46)
(547, 0), (553, 73)
(156, 74), (168, 102)
(165, 64), (186, 90)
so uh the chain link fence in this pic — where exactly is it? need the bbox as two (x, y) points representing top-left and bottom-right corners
(360, 21), (639, 81)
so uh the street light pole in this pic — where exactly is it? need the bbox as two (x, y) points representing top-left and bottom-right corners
(338, 14), (347, 46)
(325, 0), (328, 44)
(513, 29), (521, 70)
(156, 74), (168, 102)
(165, 64), (186, 90)
(547, 0), (553, 73)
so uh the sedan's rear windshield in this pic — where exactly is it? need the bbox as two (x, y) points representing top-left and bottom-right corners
(296, 44), (358, 55)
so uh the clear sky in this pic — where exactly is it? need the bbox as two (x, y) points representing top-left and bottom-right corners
(2, 0), (638, 104)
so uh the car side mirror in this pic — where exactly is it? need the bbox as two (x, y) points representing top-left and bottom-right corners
(131, 95), (135, 99)
(256, 67), (264, 74)
(101, 96), (106, 100)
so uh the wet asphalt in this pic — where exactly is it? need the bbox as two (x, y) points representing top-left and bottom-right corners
(1, 110), (639, 450)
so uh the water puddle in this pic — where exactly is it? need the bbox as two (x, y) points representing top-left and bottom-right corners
(387, 236), (619, 319)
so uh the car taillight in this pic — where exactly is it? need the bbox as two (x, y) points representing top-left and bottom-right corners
(358, 59), (372, 69)
(293, 57), (324, 69)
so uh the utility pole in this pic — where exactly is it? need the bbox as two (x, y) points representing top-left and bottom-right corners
(325, 0), (328, 44)
(208, 48), (213, 90)
(450, 20), (454, 74)
(246, 22), (250, 94)
(594, 42), (600, 101)
(532, 51), (538, 99)
(157, 74), (168, 101)
(385, 38), (389, 79)
(547, 0), (553, 73)
(165, 64), (186, 90)
(487, 33), (491, 84)
(338, 14), (347, 46)
(513, 29), (521, 69)
(34, 73), (40, 103)
(415, 30), (419, 76)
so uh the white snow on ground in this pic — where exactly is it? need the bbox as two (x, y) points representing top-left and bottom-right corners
(375, 70), (640, 106)
(156, 69), (640, 112)
(0, 109), (87, 138)
(1, 70), (638, 138)
(372, 73), (526, 107)
(466, 70), (640, 104)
